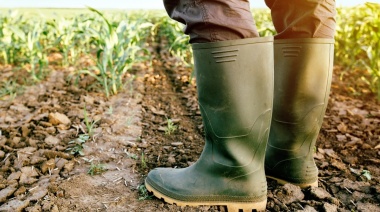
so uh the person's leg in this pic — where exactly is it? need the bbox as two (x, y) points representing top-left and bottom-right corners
(145, 1), (274, 211)
(265, 0), (336, 39)
(264, 0), (336, 188)
(163, 0), (259, 43)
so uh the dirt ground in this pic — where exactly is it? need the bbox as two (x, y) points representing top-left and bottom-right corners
(0, 44), (380, 212)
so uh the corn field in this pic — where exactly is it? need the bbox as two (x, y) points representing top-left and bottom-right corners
(0, 3), (379, 99)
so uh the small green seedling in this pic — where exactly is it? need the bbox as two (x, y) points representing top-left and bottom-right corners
(137, 184), (152, 200)
(83, 106), (99, 136)
(67, 134), (89, 156)
(126, 151), (138, 160)
(361, 170), (372, 181)
(88, 163), (106, 176)
(165, 119), (177, 135)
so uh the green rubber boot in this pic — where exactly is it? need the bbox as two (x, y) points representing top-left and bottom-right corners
(145, 37), (273, 212)
(265, 38), (334, 188)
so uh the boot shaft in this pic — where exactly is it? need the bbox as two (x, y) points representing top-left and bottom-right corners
(266, 38), (334, 187)
(192, 37), (274, 168)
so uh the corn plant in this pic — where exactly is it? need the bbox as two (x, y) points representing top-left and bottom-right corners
(10, 22), (49, 81)
(80, 7), (152, 97)
(0, 10), (26, 64)
(335, 3), (380, 98)
(252, 9), (275, 37)
(47, 17), (79, 66)
(66, 134), (90, 156)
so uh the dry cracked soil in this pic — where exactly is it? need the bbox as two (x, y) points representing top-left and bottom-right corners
(0, 44), (380, 212)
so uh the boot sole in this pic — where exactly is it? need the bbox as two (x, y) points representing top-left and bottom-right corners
(145, 181), (267, 212)
(266, 175), (318, 188)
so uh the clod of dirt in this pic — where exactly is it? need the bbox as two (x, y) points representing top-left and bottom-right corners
(44, 136), (61, 147)
(0, 199), (30, 212)
(339, 179), (371, 193)
(63, 161), (75, 173)
(356, 202), (380, 212)
(0, 186), (17, 203)
(309, 187), (332, 200)
(30, 155), (47, 165)
(41, 159), (56, 174)
(42, 150), (73, 160)
(171, 142), (183, 147)
(19, 167), (39, 185)
(274, 184), (305, 205)
(55, 158), (68, 171)
(322, 203), (338, 212)
(48, 112), (71, 126)
(7, 171), (21, 181)
(28, 187), (48, 201)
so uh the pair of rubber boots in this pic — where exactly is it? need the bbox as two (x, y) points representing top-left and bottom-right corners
(145, 37), (334, 212)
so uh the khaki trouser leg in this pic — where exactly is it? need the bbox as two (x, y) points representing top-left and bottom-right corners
(265, 0), (336, 39)
(163, 0), (259, 43)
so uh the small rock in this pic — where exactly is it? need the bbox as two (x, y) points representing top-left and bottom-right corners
(39, 121), (53, 127)
(157, 126), (166, 132)
(45, 126), (56, 134)
(0, 186), (17, 203)
(21, 125), (30, 137)
(357, 202), (380, 212)
(11, 137), (21, 146)
(167, 156), (176, 164)
(55, 158), (68, 170)
(313, 152), (324, 160)
(30, 156), (47, 165)
(309, 187), (332, 200)
(10, 104), (30, 113)
(44, 136), (61, 146)
(274, 184), (305, 205)
(28, 187), (48, 201)
(138, 143), (148, 148)
(19, 173), (38, 185)
(49, 112), (71, 126)
(0, 150), (4, 159)
(340, 179), (371, 193)
(18, 147), (37, 154)
(336, 134), (346, 142)
(42, 150), (73, 160)
(21, 167), (39, 177)
(322, 203), (338, 212)
(57, 124), (70, 130)
(27, 139), (38, 147)
(63, 161), (75, 173)
(323, 149), (339, 159)
(14, 186), (27, 196)
(56, 190), (64, 198)
(41, 159), (56, 174)
(19, 167), (39, 185)
(0, 199), (30, 212)
(7, 171), (22, 181)
(83, 95), (95, 104)
(331, 159), (347, 170)
(171, 142), (183, 147)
